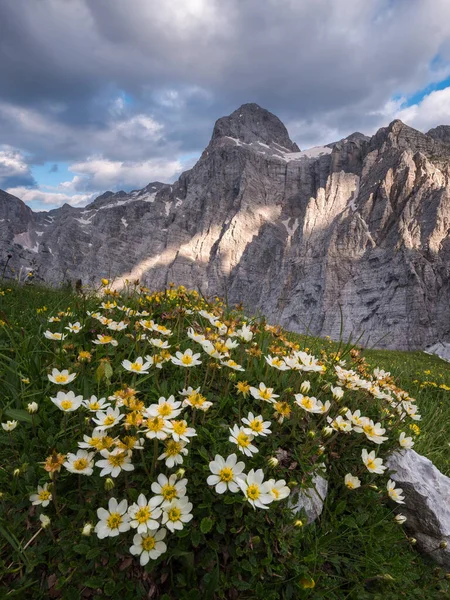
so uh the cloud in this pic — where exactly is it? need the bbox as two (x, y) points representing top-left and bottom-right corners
(63, 156), (186, 192)
(6, 186), (94, 208)
(0, 0), (450, 190)
(49, 164), (59, 173)
(394, 86), (450, 132)
(0, 146), (36, 188)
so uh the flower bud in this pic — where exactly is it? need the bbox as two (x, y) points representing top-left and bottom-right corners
(13, 468), (20, 478)
(39, 514), (51, 528)
(439, 541), (448, 549)
(27, 402), (39, 414)
(300, 381), (311, 394)
(176, 468), (185, 479)
(307, 430), (316, 439)
(294, 519), (304, 528)
(268, 456), (279, 468)
(317, 445), (326, 456)
(104, 478), (115, 491)
(338, 406), (349, 416)
(331, 386), (344, 400)
(82, 523), (94, 536)
(101, 279), (109, 286)
(322, 426), (333, 437)
(408, 537), (417, 545)
(394, 514), (407, 525)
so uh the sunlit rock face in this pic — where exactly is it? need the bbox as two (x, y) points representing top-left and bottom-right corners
(2, 103), (450, 350)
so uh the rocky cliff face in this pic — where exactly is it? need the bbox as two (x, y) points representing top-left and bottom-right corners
(1, 103), (450, 350)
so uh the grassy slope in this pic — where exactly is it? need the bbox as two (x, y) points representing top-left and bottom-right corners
(0, 283), (449, 599)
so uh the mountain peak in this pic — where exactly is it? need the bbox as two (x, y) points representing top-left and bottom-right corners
(211, 103), (300, 151)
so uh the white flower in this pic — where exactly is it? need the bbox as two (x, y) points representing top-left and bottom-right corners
(64, 450), (95, 475)
(236, 323), (253, 342)
(181, 389), (212, 412)
(165, 420), (197, 443)
(207, 454), (245, 493)
(39, 514), (51, 528)
(92, 407), (124, 430)
(201, 340), (226, 360)
(161, 498), (193, 532)
(145, 395), (183, 420)
(399, 432), (414, 449)
(2, 420), (18, 431)
(30, 483), (52, 507)
(187, 328), (207, 344)
(265, 479), (290, 501)
(264, 355), (289, 371)
(26, 402), (39, 414)
(94, 498), (130, 538)
(51, 391), (83, 412)
(92, 334), (118, 346)
(294, 394), (325, 414)
(345, 409), (366, 427)
(44, 330), (67, 341)
(249, 383), (279, 404)
(122, 357), (151, 374)
(361, 449), (386, 474)
(82, 395), (111, 412)
(65, 322), (83, 333)
(158, 440), (189, 468)
(394, 514), (407, 525)
(144, 415), (170, 440)
(387, 479), (405, 504)
(151, 473), (187, 506)
(327, 415), (352, 433)
(82, 523), (94, 536)
(95, 448), (135, 478)
(130, 529), (167, 565)
(300, 380), (311, 394)
(344, 474), (361, 490)
(331, 386), (344, 400)
(171, 349), (202, 367)
(128, 494), (162, 533)
(229, 424), (258, 457)
(354, 419), (388, 445)
(220, 359), (245, 371)
(149, 338), (170, 349)
(78, 428), (112, 450)
(48, 368), (77, 385)
(241, 413), (272, 437)
(237, 469), (273, 510)
(107, 321), (127, 331)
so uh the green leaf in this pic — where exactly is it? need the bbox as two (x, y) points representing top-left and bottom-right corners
(4, 408), (33, 424)
(200, 517), (213, 534)
(73, 544), (90, 555)
(191, 528), (202, 547)
(197, 446), (210, 461)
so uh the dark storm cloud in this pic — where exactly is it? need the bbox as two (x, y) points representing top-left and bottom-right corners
(0, 0), (449, 177)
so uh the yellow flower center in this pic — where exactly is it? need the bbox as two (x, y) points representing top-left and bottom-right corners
(147, 417), (165, 432)
(61, 400), (73, 410)
(181, 355), (193, 365)
(236, 432), (250, 448)
(275, 401), (291, 417)
(167, 507), (181, 522)
(346, 481), (355, 489)
(301, 397), (314, 409)
(189, 393), (205, 407)
(366, 459), (376, 470)
(247, 484), (260, 500)
(165, 440), (182, 456)
(106, 513), (122, 529)
(108, 452), (126, 467)
(219, 467), (234, 482)
(158, 404), (172, 417)
(131, 362), (143, 372)
(271, 487), (280, 499)
(135, 506), (151, 524)
(249, 420), (263, 433)
(161, 484), (177, 501)
(272, 358), (283, 367)
(104, 415), (116, 426)
(259, 389), (272, 400)
(73, 458), (89, 471)
(141, 535), (156, 551)
(101, 336), (113, 343)
(172, 421), (187, 435)
(89, 402), (100, 411)
(38, 490), (51, 501)
(55, 375), (68, 383)
(363, 424), (375, 436)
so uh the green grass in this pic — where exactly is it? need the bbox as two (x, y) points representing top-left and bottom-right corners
(0, 282), (449, 599)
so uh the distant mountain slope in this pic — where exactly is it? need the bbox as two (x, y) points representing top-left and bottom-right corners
(1, 103), (450, 350)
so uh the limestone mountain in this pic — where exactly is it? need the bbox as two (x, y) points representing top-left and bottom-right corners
(1, 103), (450, 350)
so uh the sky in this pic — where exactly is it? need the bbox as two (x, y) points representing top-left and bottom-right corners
(1, 0), (450, 211)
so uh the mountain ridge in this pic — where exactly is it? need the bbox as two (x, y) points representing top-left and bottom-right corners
(1, 104), (450, 351)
